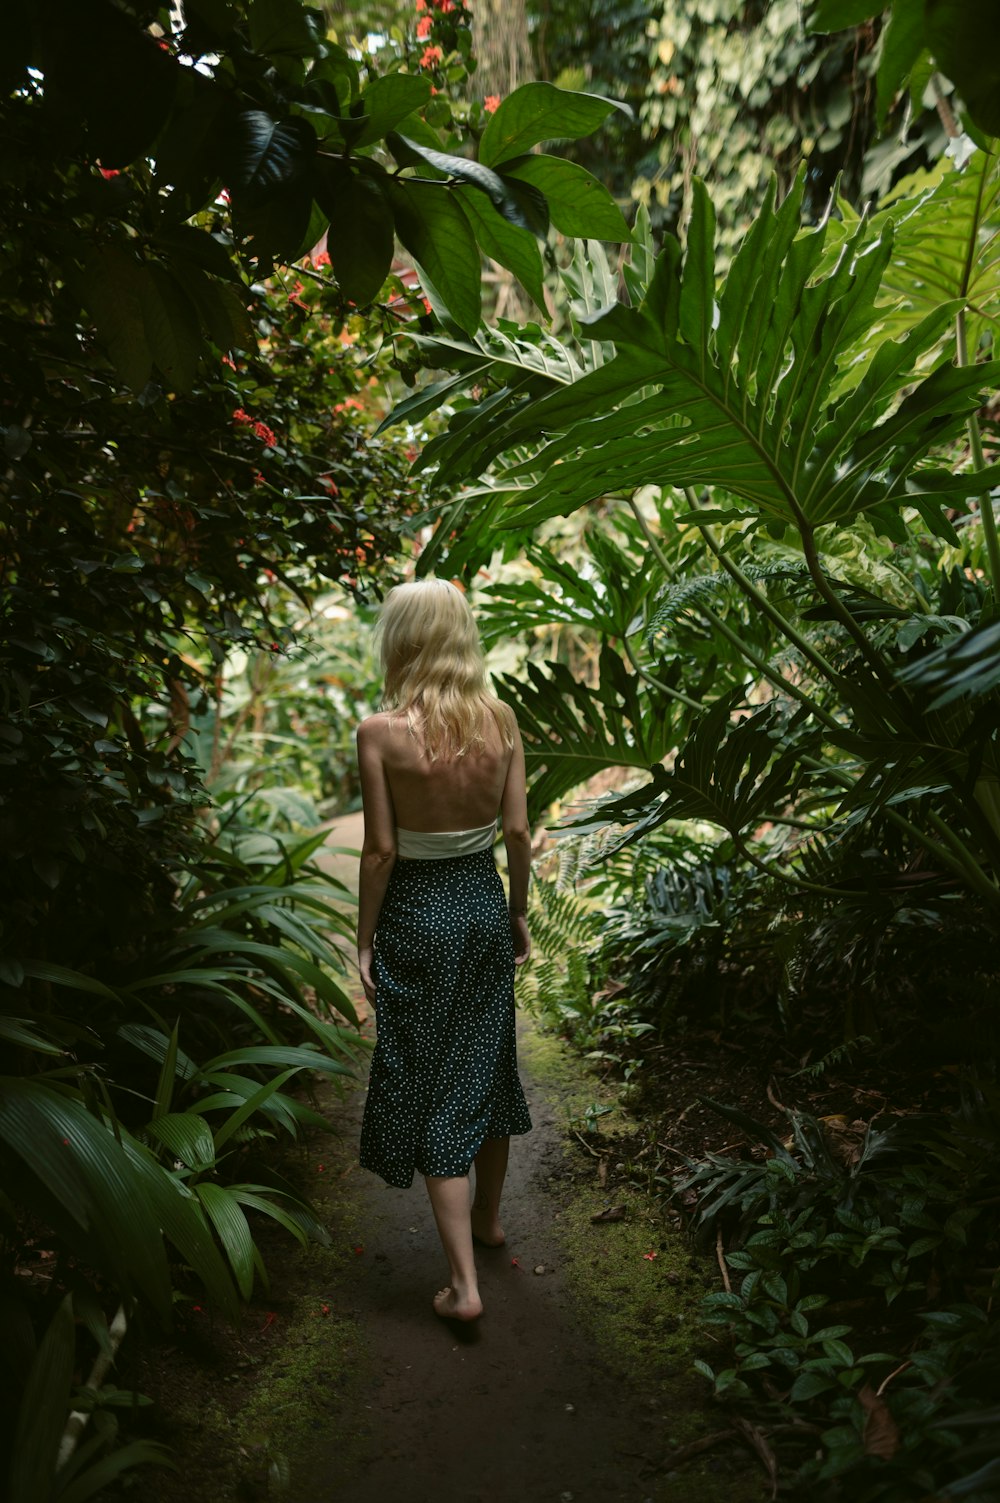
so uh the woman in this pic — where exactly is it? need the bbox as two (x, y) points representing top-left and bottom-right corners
(356, 578), (533, 1322)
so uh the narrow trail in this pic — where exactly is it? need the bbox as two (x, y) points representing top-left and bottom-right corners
(312, 815), (668, 1501)
(300, 1044), (667, 1503)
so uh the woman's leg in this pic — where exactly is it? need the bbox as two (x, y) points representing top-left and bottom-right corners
(424, 1174), (483, 1320)
(471, 1135), (509, 1247)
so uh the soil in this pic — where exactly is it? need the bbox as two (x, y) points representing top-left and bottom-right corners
(127, 819), (768, 1503)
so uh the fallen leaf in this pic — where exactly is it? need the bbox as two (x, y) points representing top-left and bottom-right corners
(590, 1205), (626, 1224)
(859, 1383), (901, 1459)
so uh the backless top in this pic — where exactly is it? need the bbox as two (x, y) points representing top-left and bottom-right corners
(395, 821), (497, 860)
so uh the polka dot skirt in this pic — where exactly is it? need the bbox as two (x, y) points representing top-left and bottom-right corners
(359, 849), (532, 1189)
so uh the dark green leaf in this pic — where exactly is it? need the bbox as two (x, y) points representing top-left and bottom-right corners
(79, 248), (152, 392)
(227, 111), (316, 202)
(142, 268), (202, 393)
(354, 75), (431, 147)
(807, 0), (880, 28)
(317, 165), (394, 305)
(145, 1112), (216, 1170)
(456, 189), (548, 313)
(386, 180), (481, 332)
(248, 0), (320, 57)
(8, 1295), (74, 1503)
(877, 0), (926, 122)
(925, 0), (1000, 135)
(196, 1183), (255, 1299)
(390, 135), (546, 235)
(501, 154), (630, 240)
(479, 82), (625, 168)
(0, 1081), (173, 1319)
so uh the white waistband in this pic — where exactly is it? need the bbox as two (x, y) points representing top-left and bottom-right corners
(396, 822), (497, 859)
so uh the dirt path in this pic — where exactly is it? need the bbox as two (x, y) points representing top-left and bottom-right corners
(299, 1054), (671, 1503)
(143, 819), (756, 1503)
(310, 815), (664, 1499)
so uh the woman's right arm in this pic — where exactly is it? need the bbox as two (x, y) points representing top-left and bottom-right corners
(500, 724), (531, 966)
(356, 718), (397, 1003)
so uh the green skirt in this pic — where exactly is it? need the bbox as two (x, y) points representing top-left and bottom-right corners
(360, 849), (532, 1189)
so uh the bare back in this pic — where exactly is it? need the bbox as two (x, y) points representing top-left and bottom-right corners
(360, 709), (514, 833)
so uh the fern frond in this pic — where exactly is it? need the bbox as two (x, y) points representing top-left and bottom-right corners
(647, 575), (733, 646)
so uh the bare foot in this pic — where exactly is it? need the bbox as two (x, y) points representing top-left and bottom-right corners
(470, 1206), (505, 1248)
(433, 1285), (483, 1321)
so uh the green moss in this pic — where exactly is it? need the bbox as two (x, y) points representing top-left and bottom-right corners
(522, 1021), (761, 1502)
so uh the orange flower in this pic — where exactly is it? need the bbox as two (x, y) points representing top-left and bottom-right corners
(484, 94), (501, 113)
(420, 44), (442, 67)
(416, 14), (432, 36)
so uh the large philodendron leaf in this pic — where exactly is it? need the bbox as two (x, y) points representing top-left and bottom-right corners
(568, 697), (822, 848)
(825, 148), (1000, 373)
(496, 644), (680, 819)
(425, 173), (1000, 536)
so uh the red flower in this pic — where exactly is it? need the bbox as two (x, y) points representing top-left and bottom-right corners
(313, 249), (331, 268)
(98, 166), (121, 179)
(416, 14), (433, 37)
(253, 420), (277, 446)
(642, 1250), (658, 1261)
(232, 407), (252, 425)
(484, 94), (501, 114)
(420, 44), (442, 67)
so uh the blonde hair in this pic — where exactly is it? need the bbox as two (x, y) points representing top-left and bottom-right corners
(377, 579), (514, 759)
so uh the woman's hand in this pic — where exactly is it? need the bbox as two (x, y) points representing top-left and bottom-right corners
(510, 913), (531, 967)
(358, 944), (376, 1004)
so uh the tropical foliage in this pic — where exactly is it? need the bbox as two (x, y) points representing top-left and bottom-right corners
(377, 12), (1000, 1486)
(1, 0), (634, 1491)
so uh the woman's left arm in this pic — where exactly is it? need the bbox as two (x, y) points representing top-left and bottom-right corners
(356, 718), (397, 1004)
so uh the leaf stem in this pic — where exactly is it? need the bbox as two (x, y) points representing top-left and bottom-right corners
(625, 490), (841, 729)
(955, 308), (1000, 603)
(622, 637), (705, 713)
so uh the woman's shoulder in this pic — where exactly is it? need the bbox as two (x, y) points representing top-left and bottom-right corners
(357, 711), (395, 743)
(489, 698), (519, 739)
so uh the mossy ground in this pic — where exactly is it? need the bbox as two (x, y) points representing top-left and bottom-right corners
(132, 1021), (761, 1501)
(520, 1023), (763, 1500)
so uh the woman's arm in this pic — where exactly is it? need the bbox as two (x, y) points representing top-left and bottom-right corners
(356, 717), (397, 1004)
(500, 724), (532, 966)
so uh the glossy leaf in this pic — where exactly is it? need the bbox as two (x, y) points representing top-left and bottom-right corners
(479, 82), (624, 169)
(456, 188), (548, 312)
(318, 165), (395, 305)
(387, 180), (482, 332)
(145, 1111), (216, 1170)
(389, 134), (545, 235)
(353, 74), (431, 147)
(226, 110), (316, 201)
(196, 1182), (256, 1300)
(0, 1080), (173, 1319)
(8, 1295), (75, 1503)
(501, 154), (630, 241)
